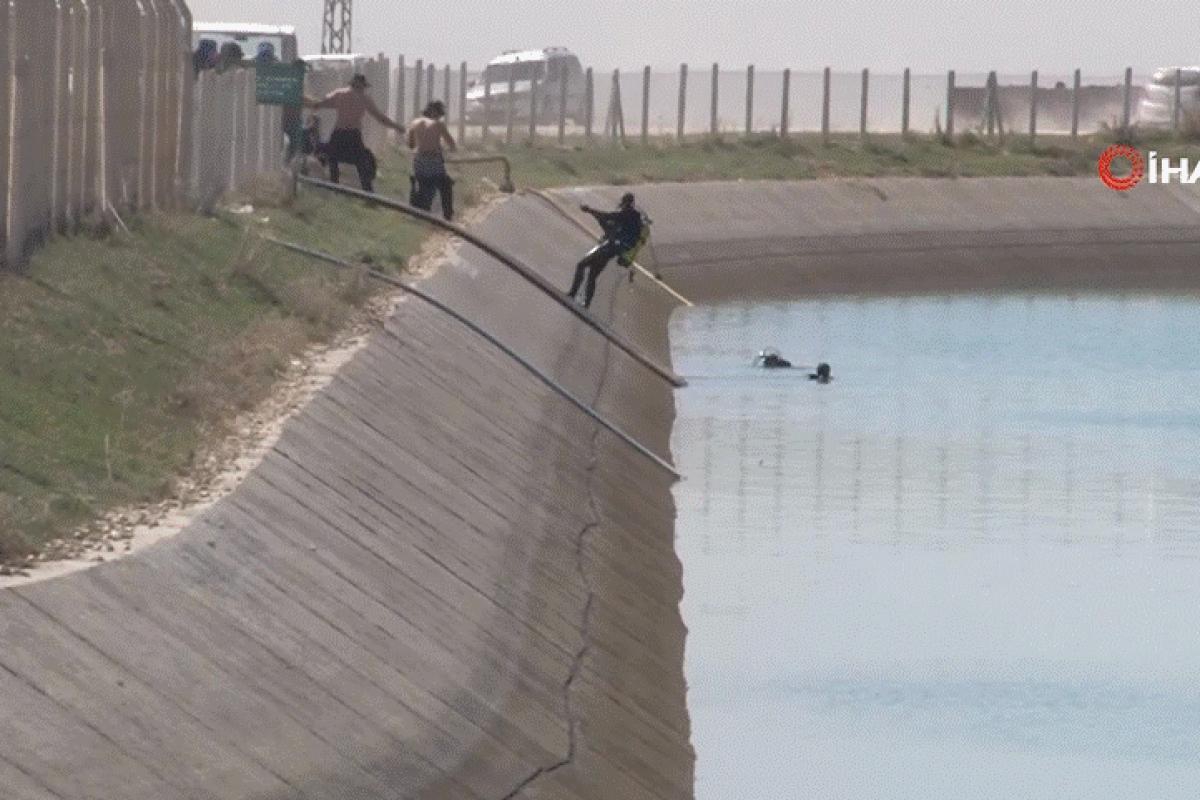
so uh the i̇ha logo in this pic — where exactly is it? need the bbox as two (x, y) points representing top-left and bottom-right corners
(1098, 145), (1200, 191)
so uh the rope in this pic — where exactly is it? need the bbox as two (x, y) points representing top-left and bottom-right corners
(295, 175), (686, 388)
(521, 187), (695, 307)
(259, 235), (681, 479)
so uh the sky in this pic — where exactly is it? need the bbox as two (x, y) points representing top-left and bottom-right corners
(187, 0), (1197, 75)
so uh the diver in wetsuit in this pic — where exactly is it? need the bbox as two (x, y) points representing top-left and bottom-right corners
(809, 363), (832, 383)
(567, 193), (644, 310)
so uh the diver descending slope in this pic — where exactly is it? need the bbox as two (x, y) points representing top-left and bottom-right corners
(567, 192), (650, 309)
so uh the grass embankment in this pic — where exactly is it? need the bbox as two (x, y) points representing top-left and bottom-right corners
(1, 130), (1191, 565)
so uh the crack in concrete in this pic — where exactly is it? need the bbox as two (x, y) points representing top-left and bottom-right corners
(499, 291), (619, 800)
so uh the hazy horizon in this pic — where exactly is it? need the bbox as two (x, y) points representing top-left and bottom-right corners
(187, 0), (1197, 75)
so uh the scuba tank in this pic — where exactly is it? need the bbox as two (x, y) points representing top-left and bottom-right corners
(617, 212), (652, 267)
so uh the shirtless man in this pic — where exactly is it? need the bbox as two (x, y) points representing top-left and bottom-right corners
(304, 73), (404, 193)
(406, 101), (457, 219)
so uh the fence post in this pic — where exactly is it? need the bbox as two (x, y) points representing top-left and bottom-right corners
(1174, 68), (1182, 135)
(641, 65), (650, 144)
(901, 67), (910, 137)
(946, 69), (956, 139)
(443, 63), (450, 106)
(821, 66), (831, 144)
(1028, 69), (1038, 145)
(985, 71), (997, 137)
(585, 66), (594, 142)
(482, 72), (491, 142)
(505, 67), (516, 145)
(860, 67), (869, 139)
(458, 61), (467, 144)
(426, 62), (435, 106)
(780, 68), (790, 138)
(745, 64), (754, 136)
(51, 0), (70, 229)
(528, 71), (538, 143)
(395, 55), (405, 125)
(412, 59), (423, 118)
(1069, 68), (1081, 139)
(558, 66), (569, 144)
(1121, 66), (1132, 135)
(0, 0), (9, 265)
(710, 62), (719, 136)
(677, 63), (687, 141)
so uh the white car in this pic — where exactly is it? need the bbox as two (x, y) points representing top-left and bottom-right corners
(1138, 67), (1200, 127)
(464, 48), (587, 125)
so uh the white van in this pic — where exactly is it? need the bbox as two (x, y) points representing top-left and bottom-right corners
(464, 48), (587, 124)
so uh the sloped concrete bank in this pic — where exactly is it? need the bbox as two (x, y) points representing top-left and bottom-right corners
(0, 193), (690, 800)
(3, 176), (1200, 800)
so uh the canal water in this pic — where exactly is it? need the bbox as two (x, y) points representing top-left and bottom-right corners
(670, 294), (1200, 799)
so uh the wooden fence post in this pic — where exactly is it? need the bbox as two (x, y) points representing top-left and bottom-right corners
(677, 63), (687, 141)
(821, 66), (831, 144)
(901, 67), (910, 137)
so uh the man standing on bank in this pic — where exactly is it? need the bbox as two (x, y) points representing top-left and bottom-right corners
(567, 193), (645, 310)
(304, 73), (404, 193)
(407, 101), (458, 220)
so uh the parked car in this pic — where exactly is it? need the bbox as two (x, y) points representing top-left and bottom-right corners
(1138, 67), (1200, 127)
(464, 48), (587, 124)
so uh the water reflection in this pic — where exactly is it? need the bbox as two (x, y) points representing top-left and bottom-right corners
(671, 294), (1200, 799)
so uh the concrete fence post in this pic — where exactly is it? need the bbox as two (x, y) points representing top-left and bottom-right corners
(677, 63), (687, 141)
(1121, 67), (1132, 135)
(946, 69), (956, 139)
(412, 59), (422, 118)
(481, 72), (491, 141)
(395, 55), (405, 126)
(528, 71), (539, 142)
(901, 67), (910, 137)
(584, 67), (594, 143)
(1028, 69), (1038, 145)
(860, 67), (869, 139)
(641, 65), (650, 144)
(709, 62), (719, 136)
(505, 67), (516, 145)
(51, 0), (70, 229)
(821, 66), (831, 144)
(985, 71), (997, 137)
(1070, 68), (1081, 138)
(1173, 68), (1182, 134)
(0, 0), (10, 265)
(559, 66), (569, 144)
(745, 64), (754, 136)
(426, 62), (434, 107)
(443, 63), (450, 106)
(458, 61), (467, 144)
(174, 0), (193, 203)
(780, 67), (790, 138)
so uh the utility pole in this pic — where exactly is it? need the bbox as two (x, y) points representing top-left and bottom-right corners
(321, 0), (352, 54)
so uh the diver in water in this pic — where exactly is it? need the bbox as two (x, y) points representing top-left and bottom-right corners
(754, 349), (792, 369)
(809, 363), (832, 383)
(567, 193), (645, 309)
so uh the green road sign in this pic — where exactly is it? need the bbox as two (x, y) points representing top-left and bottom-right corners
(256, 62), (305, 106)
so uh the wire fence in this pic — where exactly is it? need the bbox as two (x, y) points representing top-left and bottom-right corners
(389, 60), (1148, 145)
